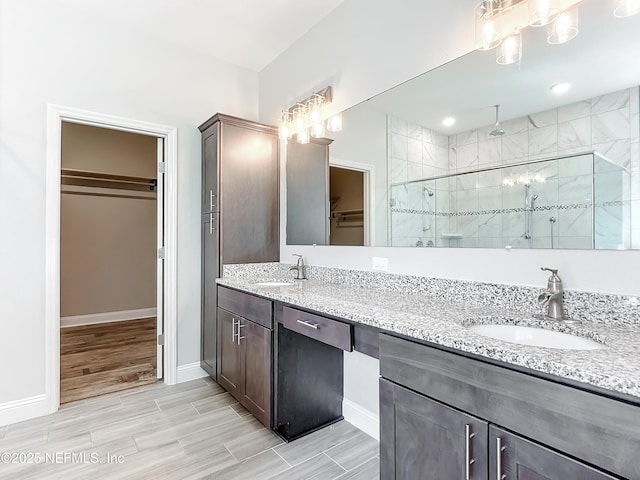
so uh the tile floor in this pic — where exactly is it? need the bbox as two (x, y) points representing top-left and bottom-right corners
(0, 378), (379, 480)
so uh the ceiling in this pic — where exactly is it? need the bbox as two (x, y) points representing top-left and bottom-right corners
(56, 0), (345, 71)
(358, 0), (640, 135)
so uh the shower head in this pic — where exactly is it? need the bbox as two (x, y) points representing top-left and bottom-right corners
(489, 105), (505, 136)
(423, 187), (434, 197)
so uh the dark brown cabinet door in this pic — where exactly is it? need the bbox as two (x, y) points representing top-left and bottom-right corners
(489, 426), (617, 480)
(240, 319), (271, 427)
(220, 123), (278, 263)
(380, 378), (488, 480)
(201, 214), (218, 378)
(216, 306), (273, 428)
(202, 126), (218, 214)
(286, 139), (331, 245)
(217, 308), (241, 399)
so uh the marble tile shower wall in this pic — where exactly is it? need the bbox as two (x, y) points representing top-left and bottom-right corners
(388, 87), (640, 248)
(388, 115), (449, 247)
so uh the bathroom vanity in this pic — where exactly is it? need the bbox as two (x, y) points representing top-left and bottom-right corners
(212, 265), (640, 480)
(379, 335), (627, 479)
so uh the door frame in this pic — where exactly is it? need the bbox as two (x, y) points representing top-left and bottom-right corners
(329, 157), (376, 246)
(45, 104), (178, 413)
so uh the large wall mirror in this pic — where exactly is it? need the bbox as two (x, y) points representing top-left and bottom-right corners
(286, 0), (640, 249)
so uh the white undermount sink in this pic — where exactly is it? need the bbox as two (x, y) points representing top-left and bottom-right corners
(467, 324), (606, 350)
(253, 281), (295, 287)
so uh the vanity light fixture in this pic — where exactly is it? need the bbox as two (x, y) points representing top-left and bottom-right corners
(442, 117), (456, 127)
(550, 82), (571, 94)
(614, 0), (640, 17)
(496, 30), (523, 65)
(296, 129), (310, 144)
(547, 5), (579, 44)
(475, 0), (583, 65)
(279, 86), (339, 144)
(308, 94), (324, 124)
(308, 94), (326, 138)
(293, 104), (309, 136)
(278, 110), (292, 140)
(475, 0), (639, 62)
(529, 0), (561, 27)
(326, 113), (343, 133)
(476, 0), (503, 50)
(311, 120), (326, 138)
(503, 172), (546, 186)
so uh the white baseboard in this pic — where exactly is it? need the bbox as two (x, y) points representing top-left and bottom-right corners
(0, 394), (50, 428)
(61, 308), (157, 328)
(177, 362), (209, 383)
(343, 398), (379, 441)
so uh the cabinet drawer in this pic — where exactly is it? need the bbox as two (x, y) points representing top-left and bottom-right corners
(281, 306), (352, 351)
(218, 286), (272, 329)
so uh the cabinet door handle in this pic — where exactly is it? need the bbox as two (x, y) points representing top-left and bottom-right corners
(210, 190), (215, 210)
(465, 424), (476, 480)
(231, 318), (237, 342)
(237, 323), (245, 345)
(209, 213), (215, 234)
(296, 319), (319, 330)
(496, 437), (506, 480)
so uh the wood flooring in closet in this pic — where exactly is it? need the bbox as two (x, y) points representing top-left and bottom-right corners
(60, 317), (157, 404)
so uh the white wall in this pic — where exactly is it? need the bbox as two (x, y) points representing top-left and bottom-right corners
(259, 0), (477, 125)
(0, 1), (257, 406)
(261, 0), (640, 434)
(343, 350), (380, 440)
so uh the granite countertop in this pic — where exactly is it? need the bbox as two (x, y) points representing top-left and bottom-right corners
(217, 275), (640, 400)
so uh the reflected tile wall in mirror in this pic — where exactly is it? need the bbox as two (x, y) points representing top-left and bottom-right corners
(388, 87), (639, 250)
(390, 154), (630, 250)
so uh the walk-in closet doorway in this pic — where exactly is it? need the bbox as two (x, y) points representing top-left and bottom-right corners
(60, 122), (162, 403)
(45, 105), (178, 413)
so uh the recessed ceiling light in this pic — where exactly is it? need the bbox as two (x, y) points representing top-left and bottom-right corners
(442, 117), (456, 127)
(550, 82), (571, 94)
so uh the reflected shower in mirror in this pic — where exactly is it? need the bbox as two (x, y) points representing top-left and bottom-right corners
(390, 153), (630, 249)
(285, 0), (640, 249)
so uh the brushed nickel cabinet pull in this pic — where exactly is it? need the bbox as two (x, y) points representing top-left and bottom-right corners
(465, 424), (476, 480)
(210, 190), (215, 210)
(237, 322), (245, 345)
(496, 437), (506, 480)
(209, 213), (215, 234)
(231, 318), (237, 342)
(296, 319), (319, 330)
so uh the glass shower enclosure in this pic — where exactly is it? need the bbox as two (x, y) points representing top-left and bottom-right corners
(389, 153), (630, 249)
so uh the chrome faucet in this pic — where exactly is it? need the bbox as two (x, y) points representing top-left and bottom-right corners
(289, 254), (307, 280)
(538, 267), (565, 320)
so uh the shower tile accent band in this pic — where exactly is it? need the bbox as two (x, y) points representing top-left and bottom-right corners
(391, 200), (625, 218)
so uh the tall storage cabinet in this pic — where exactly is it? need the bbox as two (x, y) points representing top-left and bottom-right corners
(286, 138), (332, 245)
(199, 114), (279, 379)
